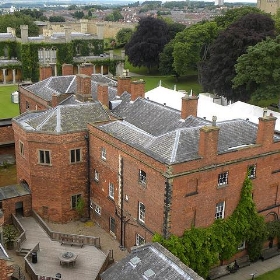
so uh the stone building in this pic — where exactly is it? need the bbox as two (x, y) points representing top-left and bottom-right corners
(257, 0), (280, 15)
(12, 74), (280, 256)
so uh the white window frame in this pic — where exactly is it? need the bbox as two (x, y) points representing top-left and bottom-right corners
(70, 148), (81, 163)
(218, 171), (228, 186)
(94, 169), (99, 182)
(38, 150), (51, 165)
(248, 164), (256, 179)
(95, 204), (101, 215)
(138, 202), (145, 223)
(19, 141), (24, 157)
(139, 169), (146, 185)
(136, 233), (145, 246)
(101, 147), (107, 160)
(71, 194), (81, 209)
(109, 182), (114, 199)
(215, 201), (225, 219)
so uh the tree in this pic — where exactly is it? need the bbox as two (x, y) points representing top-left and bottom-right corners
(214, 6), (265, 29)
(73, 11), (84, 19)
(105, 10), (123, 22)
(159, 40), (179, 78)
(0, 14), (39, 37)
(49, 16), (66, 22)
(199, 13), (275, 102)
(233, 36), (280, 101)
(172, 21), (218, 76)
(116, 27), (134, 47)
(125, 17), (169, 72)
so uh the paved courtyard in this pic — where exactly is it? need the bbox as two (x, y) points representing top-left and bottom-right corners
(6, 217), (128, 280)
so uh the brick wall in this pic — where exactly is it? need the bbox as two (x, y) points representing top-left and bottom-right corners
(13, 122), (88, 223)
(18, 85), (50, 114)
(0, 126), (14, 144)
(2, 195), (32, 224)
(88, 117), (280, 249)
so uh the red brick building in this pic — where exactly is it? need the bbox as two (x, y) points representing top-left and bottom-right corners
(12, 74), (280, 255)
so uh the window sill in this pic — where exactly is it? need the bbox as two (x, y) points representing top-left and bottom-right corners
(38, 163), (52, 166)
(107, 196), (115, 202)
(138, 181), (146, 187)
(217, 184), (228, 189)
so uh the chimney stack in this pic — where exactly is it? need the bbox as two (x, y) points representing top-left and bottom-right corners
(256, 115), (277, 147)
(39, 65), (52, 81)
(51, 94), (58, 107)
(62, 64), (74, 76)
(20, 25), (28, 43)
(79, 63), (93, 76)
(117, 76), (131, 96)
(130, 80), (145, 101)
(97, 83), (109, 108)
(198, 125), (220, 161)
(181, 94), (199, 119)
(76, 74), (92, 102)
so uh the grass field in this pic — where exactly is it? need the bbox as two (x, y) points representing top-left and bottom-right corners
(0, 85), (19, 118)
(255, 267), (280, 279)
(0, 165), (17, 187)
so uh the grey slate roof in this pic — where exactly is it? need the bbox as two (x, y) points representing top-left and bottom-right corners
(99, 114), (279, 164)
(0, 184), (31, 201)
(23, 74), (118, 103)
(14, 103), (111, 134)
(112, 98), (210, 136)
(100, 242), (204, 280)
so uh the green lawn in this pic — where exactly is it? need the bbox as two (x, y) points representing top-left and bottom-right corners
(254, 268), (280, 280)
(0, 85), (19, 119)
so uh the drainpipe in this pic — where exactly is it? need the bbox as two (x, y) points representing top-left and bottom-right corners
(85, 133), (91, 219)
(119, 156), (125, 249)
(163, 178), (172, 239)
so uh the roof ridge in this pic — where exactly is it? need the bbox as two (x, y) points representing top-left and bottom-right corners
(170, 130), (180, 163)
(35, 108), (56, 131)
(66, 76), (76, 93)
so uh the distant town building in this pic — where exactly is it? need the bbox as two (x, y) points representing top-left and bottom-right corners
(257, 0), (280, 14)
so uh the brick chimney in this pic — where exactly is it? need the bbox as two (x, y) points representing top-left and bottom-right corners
(97, 83), (109, 107)
(39, 65), (52, 81)
(198, 119), (220, 160)
(62, 64), (74, 76)
(181, 94), (198, 119)
(79, 63), (93, 76)
(256, 114), (277, 147)
(117, 76), (131, 96)
(51, 94), (58, 107)
(76, 74), (92, 102)
(130, 80), (145, 101)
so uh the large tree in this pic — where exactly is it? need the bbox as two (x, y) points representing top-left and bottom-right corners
(0, 14), (39, 37)
(125, 17), (169, 72)
(173, 21), (218, 76)
(199, 13), (275, 102)
(116, 28), (134, 47)
(214, 6), (265, 29)
(233, 36), (280, 101)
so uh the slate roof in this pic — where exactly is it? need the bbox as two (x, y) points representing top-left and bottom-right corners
(112, 98), (210, 137)
(23, 74), (118, 103)
(0, 184), (30, 201)
(14, 103), (111, 134)
(100, 242), (203, 280)
(99, 112), (279, 164)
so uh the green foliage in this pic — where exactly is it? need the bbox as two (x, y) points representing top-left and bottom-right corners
(49, 16), (66, 22)
(75, 197), (86, 217)
(173, 21), (218, 76)
(200, 13), (276, 102)
(116, 28), (134, 47)
(72, 10), (85, 19)
(0, 14), (39, 37)
(154, 176), (267, 278)
(233, 36), (280, 102)
(105, 10), (124, 22)
(214, 6), (266, 29)
(3, 225), (18, 243)
(125, 17), (169, 72)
